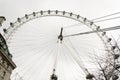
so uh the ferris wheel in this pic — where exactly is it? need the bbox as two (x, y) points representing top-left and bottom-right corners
(2, 10), (119, 80)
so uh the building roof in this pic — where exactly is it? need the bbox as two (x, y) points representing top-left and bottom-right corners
(0, 33), (13, 59)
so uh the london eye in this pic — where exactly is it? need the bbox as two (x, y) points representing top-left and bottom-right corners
(2, 10), (120, 80)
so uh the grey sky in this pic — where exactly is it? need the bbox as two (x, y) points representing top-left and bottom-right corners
(0, 0), (120, 80)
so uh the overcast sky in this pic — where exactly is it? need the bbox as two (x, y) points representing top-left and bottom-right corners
(1, 0), (120, 35)
(1, 0), (120, 80)
(1, 0), (120, 21)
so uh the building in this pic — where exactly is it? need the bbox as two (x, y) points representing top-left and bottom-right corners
(0, 33), (16, 80)
(0, 16), (16, 80)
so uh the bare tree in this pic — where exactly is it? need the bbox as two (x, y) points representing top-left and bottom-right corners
(95, 35), (120, 80)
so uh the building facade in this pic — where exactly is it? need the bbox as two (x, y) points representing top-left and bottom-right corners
(0, 16), (16, 80)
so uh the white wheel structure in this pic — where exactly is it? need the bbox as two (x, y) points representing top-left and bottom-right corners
(2, 10), (119, 80)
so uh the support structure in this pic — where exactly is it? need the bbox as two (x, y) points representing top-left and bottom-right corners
(51, 27), (64, 80)
(63, 41), (94, 80)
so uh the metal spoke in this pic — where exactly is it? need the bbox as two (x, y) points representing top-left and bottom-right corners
(64, 25), (120, 37)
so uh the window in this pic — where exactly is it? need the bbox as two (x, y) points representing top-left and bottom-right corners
(3, 71), (6, 77)
(0, 66), (1, 71)
(0, 38), (2, 42)
(2, 71), (6, 79)
(7, 64), (9, 68)
(0, 59), (3, 63)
